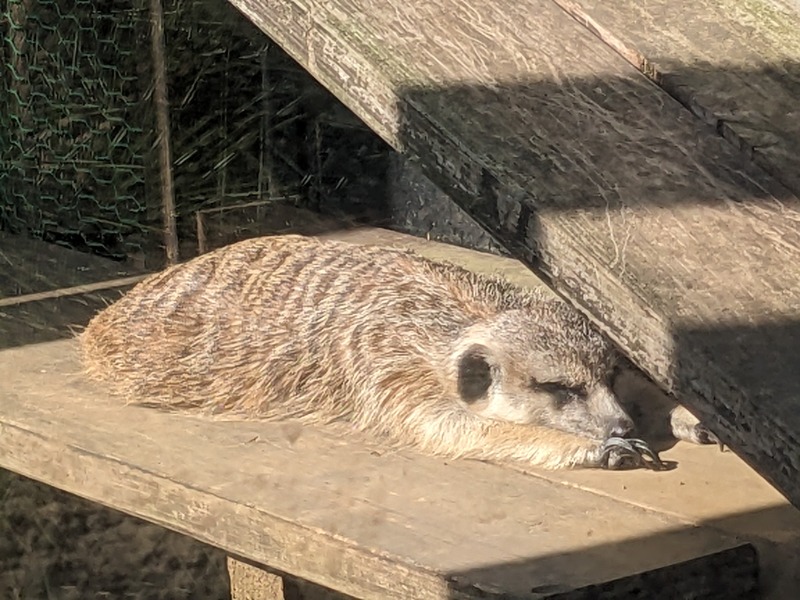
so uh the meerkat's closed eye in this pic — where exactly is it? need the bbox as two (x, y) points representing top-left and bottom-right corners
(532, 378), (589, 409)
(530, 377), (588, 396)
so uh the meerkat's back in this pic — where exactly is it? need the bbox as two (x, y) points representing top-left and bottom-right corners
(81, 235), (526, 414)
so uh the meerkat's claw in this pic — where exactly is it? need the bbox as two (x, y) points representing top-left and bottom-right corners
(600, 437), (640, 470)
(626, 438), (665, 470)
(600, 437), (664, 471)
(693, 423), (725, 451)
(602, 436), (635, 451)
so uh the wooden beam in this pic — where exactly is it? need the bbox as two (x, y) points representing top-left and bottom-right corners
(226, 0), (800, 507)
(0, 275), (148, 309)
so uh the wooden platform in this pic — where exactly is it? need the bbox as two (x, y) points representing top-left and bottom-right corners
(226, 0), (800, 509)
(3, 228), (800, 598)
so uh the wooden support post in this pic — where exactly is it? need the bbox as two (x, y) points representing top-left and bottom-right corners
(227, 557), (353, 600)
(148, 0), (179, 265)
(228, 557), (286, 600)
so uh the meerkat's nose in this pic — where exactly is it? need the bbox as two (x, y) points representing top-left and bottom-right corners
(606, 416), (636, 439)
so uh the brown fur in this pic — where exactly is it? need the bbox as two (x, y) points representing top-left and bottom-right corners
(79, 235), (711, 470)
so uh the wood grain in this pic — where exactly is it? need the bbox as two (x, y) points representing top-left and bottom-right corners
(2, 221), (792, 596)
(0, 338), (757, 599)
(1, 227), (790, 597)
(551, 0), (800, 196)
(227, 0), (800, 506)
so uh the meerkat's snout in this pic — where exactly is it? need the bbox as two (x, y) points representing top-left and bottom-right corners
(586, 385), (636, 439)
(605, 415), (636, 439)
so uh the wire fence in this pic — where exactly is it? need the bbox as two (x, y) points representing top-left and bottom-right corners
(1, 0), (388, 286)
(1, 0), (153, 261)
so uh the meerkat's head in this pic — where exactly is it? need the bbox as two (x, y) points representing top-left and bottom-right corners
(448, 306), (634, 441)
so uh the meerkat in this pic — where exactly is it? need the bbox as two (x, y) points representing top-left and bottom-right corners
(79, 235), (716, 470)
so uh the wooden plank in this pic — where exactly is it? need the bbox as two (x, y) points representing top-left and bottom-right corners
(550, 0), (800, 197)
(0, 290), (132, 350)
(0, 232), (143, 299)
(227, 0), (800, 507)
(0, 233), (142, 349)
(2, 224), (796, 598)
(0, 340), (757, 600)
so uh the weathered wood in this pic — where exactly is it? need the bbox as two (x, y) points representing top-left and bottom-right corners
(6, 224), (800, 600)
(228, 557), (356, 600)
(0, 227), (770, 598)
(0, 292), (128, 350)
(0, 233), (141, 349)
(227, 0), (800, 507)
(1, 226), (791, 598)
(0, 275), (148, 309)
(0, 232), (142, 299)
(551, 0), (800, 197)
(0, 337), (760, 599)
(148, 0), (179, 264)
(228, 558), (286, 600)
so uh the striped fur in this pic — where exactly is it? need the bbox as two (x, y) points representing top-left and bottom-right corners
(80, 234), (681, 469)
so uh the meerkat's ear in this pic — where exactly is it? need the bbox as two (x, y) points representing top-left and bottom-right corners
(457, 344), (493, 404)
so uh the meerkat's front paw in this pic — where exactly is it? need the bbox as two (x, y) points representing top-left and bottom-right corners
(599, 437), (665, 471)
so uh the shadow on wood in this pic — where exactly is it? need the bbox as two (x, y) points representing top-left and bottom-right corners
(10, 455), (800, 598)
(386, 68), (800, 510)
(674, 320), (800, 498)
(443, 501), (800, 599)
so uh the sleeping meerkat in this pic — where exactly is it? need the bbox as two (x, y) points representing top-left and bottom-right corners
(79, 235), (717, 470)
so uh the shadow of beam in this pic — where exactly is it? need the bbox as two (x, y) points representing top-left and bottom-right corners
(257, 498), (793, 599)
(674, 321), (800, 492)
(441, 501), (800, 599)
(444, 534), (760, 599)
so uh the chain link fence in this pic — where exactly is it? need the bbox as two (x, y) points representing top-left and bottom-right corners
(1, 0), (389, 288)
(1, 0), (153, 261)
